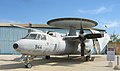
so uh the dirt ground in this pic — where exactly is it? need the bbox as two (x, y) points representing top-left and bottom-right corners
(0, 55), (119, 71)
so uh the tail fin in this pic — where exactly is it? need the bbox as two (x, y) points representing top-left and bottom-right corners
(90, 29), (110, 53)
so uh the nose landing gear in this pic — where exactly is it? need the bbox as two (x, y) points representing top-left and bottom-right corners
(20, 55), (34, 68)
(24, 55), (35, 68)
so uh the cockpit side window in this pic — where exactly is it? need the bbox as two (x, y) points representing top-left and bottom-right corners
(36, 34), (41, 40)
(28, 34), (37, 39)
(41, 35), (46, 40)
(23, 33), (46, 40)
(22, 34), (29, 39)
(24, 34), (37, 39)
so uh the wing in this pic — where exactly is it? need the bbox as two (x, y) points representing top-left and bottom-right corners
(63, 36), (80, 42)
(63, 35), (90, 42)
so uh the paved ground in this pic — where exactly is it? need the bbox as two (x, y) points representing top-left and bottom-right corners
(0, 55), (119, 71)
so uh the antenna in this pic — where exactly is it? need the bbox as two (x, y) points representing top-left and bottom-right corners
(28, 22), (32, 33)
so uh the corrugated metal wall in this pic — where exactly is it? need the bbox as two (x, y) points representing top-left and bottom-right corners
(0, 27), (28, 54)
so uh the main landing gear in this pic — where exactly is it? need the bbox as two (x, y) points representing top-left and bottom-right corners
(81, 50), (94, 62)
(85, 50), (91, 61)
(45, 55), (50, 59)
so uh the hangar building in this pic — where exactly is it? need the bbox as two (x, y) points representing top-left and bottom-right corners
(0, 23), (105, 54)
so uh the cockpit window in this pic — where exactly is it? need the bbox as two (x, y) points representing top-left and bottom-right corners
(41, 35), (46, 40)
(23, 33), (46, 40)
(22, 34), (29, 39)
(25, 34), (37, 39)
(29, 34), (37, 39)
(36, 34), (41, 40)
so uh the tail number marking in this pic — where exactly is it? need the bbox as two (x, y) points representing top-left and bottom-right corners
(35, 45), (42, 49)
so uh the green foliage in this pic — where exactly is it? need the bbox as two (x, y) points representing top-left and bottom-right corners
(110, 34), (120, 42)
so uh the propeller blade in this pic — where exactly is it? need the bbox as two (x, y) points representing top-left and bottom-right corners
(78, 21), (85, 57)
(85, 34), (104, 39)
(81, 41), (85, 56)
(80, 23), (84, 34)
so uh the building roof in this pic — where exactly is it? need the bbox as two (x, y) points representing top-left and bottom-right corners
(0, 23), (105, 31)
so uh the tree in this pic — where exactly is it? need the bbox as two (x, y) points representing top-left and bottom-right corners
(110, 34), (120, 42)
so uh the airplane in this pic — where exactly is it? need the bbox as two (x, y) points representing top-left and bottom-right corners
(12, 18), (110, 68)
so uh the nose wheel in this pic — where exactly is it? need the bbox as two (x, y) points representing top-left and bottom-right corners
(25, 63), (32, 68)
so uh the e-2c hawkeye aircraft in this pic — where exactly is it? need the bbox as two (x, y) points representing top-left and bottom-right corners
(12, 18), (110, 68)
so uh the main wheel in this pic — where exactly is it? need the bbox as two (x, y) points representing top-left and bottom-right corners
(45, 56), (50, 59)
(85, 56), (90, 61)
(25, 63), (32, 68)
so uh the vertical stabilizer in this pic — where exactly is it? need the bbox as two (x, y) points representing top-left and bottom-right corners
(90, 29), (110, 53)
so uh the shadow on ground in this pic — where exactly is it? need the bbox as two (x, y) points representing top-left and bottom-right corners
(0, 56), (86, 70)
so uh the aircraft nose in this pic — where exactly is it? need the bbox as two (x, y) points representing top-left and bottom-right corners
(13, 43), (19, 49)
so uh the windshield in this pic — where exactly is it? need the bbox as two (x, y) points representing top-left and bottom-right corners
(23, 34), (46, 40)
(25, 34), (37, 39)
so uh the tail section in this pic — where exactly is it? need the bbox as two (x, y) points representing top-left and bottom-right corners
(90, 29), (110, 54)
(97, 33), (110, 53)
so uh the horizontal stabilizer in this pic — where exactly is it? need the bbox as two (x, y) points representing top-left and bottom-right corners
(85, 34), (104, 39)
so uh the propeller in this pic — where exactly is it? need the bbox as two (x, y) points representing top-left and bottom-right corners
(78, 24), (86, 56)
(78, 23), (104, 57)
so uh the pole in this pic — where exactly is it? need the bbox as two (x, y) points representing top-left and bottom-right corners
(114, 56), (120, 70)
(117, 56), (119, 65)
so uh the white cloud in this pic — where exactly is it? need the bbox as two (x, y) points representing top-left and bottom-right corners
(103, 21), (119, 28)
(78, 6), (112, 14)
(94, 6), (107, 14)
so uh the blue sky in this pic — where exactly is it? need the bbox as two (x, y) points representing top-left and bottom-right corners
(0, 0), (120, 35)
